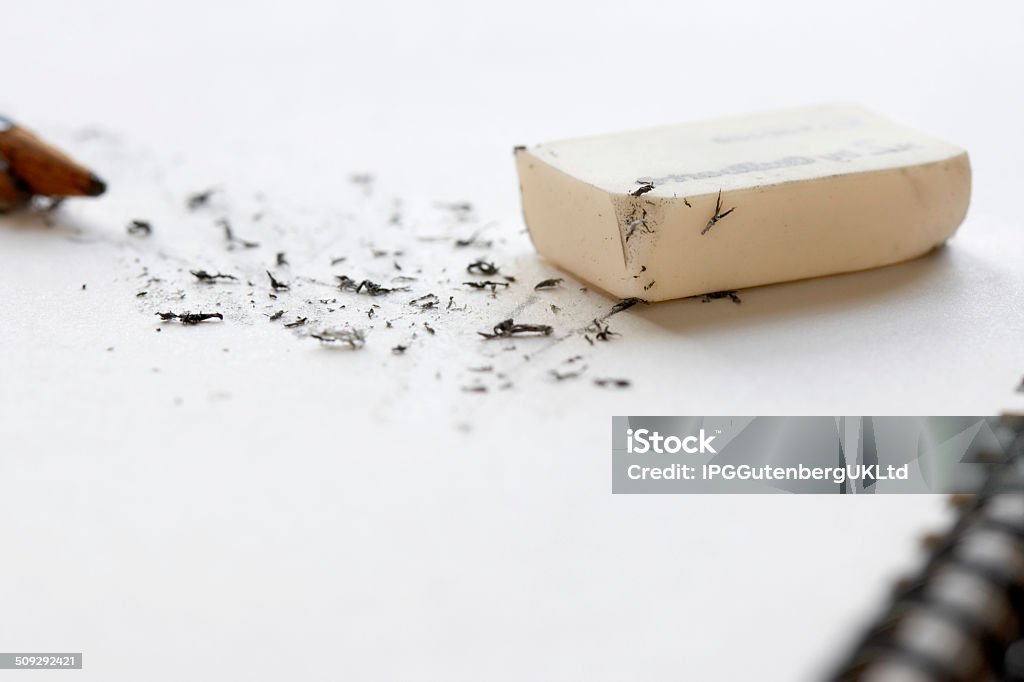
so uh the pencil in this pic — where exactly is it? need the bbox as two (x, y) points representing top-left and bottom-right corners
(0, 115), (106, 211)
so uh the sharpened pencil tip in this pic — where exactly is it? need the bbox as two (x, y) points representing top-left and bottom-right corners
(87, 173), (107, 197)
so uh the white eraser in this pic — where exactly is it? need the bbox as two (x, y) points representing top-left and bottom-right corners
(515, 103), (970, 301)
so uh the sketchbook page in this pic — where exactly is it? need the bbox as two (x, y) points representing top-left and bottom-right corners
(0, 1), (1022, 681)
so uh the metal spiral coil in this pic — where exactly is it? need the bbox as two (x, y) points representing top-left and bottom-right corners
(832, 416), (1024, 682)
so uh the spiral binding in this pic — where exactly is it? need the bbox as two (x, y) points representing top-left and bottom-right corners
(831, 416), (1024, 682)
